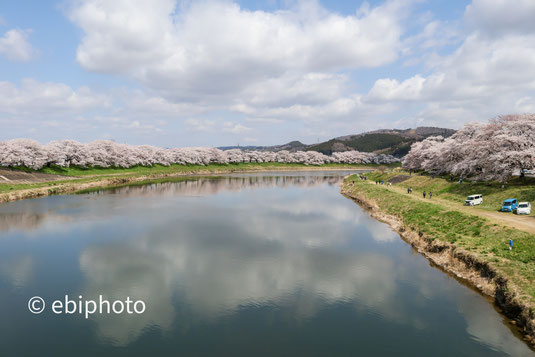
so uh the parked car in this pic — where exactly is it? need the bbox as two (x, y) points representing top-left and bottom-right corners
(501, 198), (518, 212)
(465, 194), (483, 206)
(515, 202), (531, 215)
(522, 169), (533, 175)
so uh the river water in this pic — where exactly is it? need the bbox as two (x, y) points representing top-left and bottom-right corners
(0, 171), (533, 356)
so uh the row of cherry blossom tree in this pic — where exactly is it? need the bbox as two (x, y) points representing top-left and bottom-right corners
(0, 139), (399, 170)
(402, 114), (535, 181)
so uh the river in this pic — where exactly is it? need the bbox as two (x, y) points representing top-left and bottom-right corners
(0, 171), (532, 356)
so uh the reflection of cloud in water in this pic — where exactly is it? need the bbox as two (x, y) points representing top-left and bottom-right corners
(0, 255), (34, 289)
(0, 174), (351, 233)
(75, 176), (417, 345)
(80, 234), (404, 346)
(3, 172), (527, 355)
(79, 246), (175, 346)
(458, 296), (534, 356)
(365, 223), (398, 243)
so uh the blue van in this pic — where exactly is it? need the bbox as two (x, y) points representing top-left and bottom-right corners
(501, 198), (518, 212)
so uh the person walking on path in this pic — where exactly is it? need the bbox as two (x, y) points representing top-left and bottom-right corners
(408, 187), (410, 194)
(423, 191), (427, 198)
(509, 239), (514, 251)
(429, 191), (433, 199)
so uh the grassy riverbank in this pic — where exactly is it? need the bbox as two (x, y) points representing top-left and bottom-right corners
(0, 162), (398, 201)
(366, 170), (535, 213)
(16, 162), (397, 178)
(342, 171), (535, 343)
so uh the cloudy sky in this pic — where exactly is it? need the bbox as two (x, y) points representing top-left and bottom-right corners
(1, 0), (534, 147)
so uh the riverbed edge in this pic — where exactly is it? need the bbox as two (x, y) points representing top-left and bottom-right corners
(0, 166), (370, 203)
(340, 180), (535, 346)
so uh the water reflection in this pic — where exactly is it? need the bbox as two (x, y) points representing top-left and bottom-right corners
(458, 296), (533, 356)
(0, 172), (533, 356)
(0, 255), (34, 289)
(0, 173), (350, 233)
(0, 211), (72, 233)
(97, 174), (347, 197)
(79, 241), (401, 345)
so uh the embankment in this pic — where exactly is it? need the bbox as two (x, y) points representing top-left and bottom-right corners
(0, 165), (369, 203)
(341, 177), (535, 346)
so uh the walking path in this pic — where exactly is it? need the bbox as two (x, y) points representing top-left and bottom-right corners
(369, 180), (535, 235)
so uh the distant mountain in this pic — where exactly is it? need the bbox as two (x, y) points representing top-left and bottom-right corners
(219, 127), (456, 158)
(309, 127), (456, 157)
(218, 140), (307, 152)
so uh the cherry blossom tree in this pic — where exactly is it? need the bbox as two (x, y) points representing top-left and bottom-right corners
(0, 139), (48, 169)
(403, 114), (535, 181)
(0, 139), (400, 169)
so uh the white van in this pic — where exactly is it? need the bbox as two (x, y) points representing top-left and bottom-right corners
(515, 202), (531, 215)
(465, 194), (483, 206)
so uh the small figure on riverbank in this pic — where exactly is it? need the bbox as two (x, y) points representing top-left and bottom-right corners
(429, 192), (433, 199)
(509, 239), (513, 251)
(407, 187), (410, 194)
(423, 191), (427, 198)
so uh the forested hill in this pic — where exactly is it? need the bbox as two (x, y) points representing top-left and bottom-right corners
(307, 127), (456, 157)
(220, 127), (456, 158)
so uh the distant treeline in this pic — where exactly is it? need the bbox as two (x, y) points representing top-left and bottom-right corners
(0, 139), (400, 170)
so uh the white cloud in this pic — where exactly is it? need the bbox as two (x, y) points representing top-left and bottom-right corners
(465, 0), (535, 38)
(185, 118), (216, 132)
(5, 0), (535, 145)
(242, 136), (258, 143)
(62, 0), (419, 141)
(68, 0), (407, 101)
(236, 72), (348, 109)
(0, 79), (110, 116)
(0, 29), (38, 62)
(367, 75), (428, 101)
(362, 0), (535, 128)
(401, 19), (461, 67)
(111, 89), (207, 118)
(222, 122), (252, 134)
(366, 33), (535, 117)
(244, 117), (283, 124)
